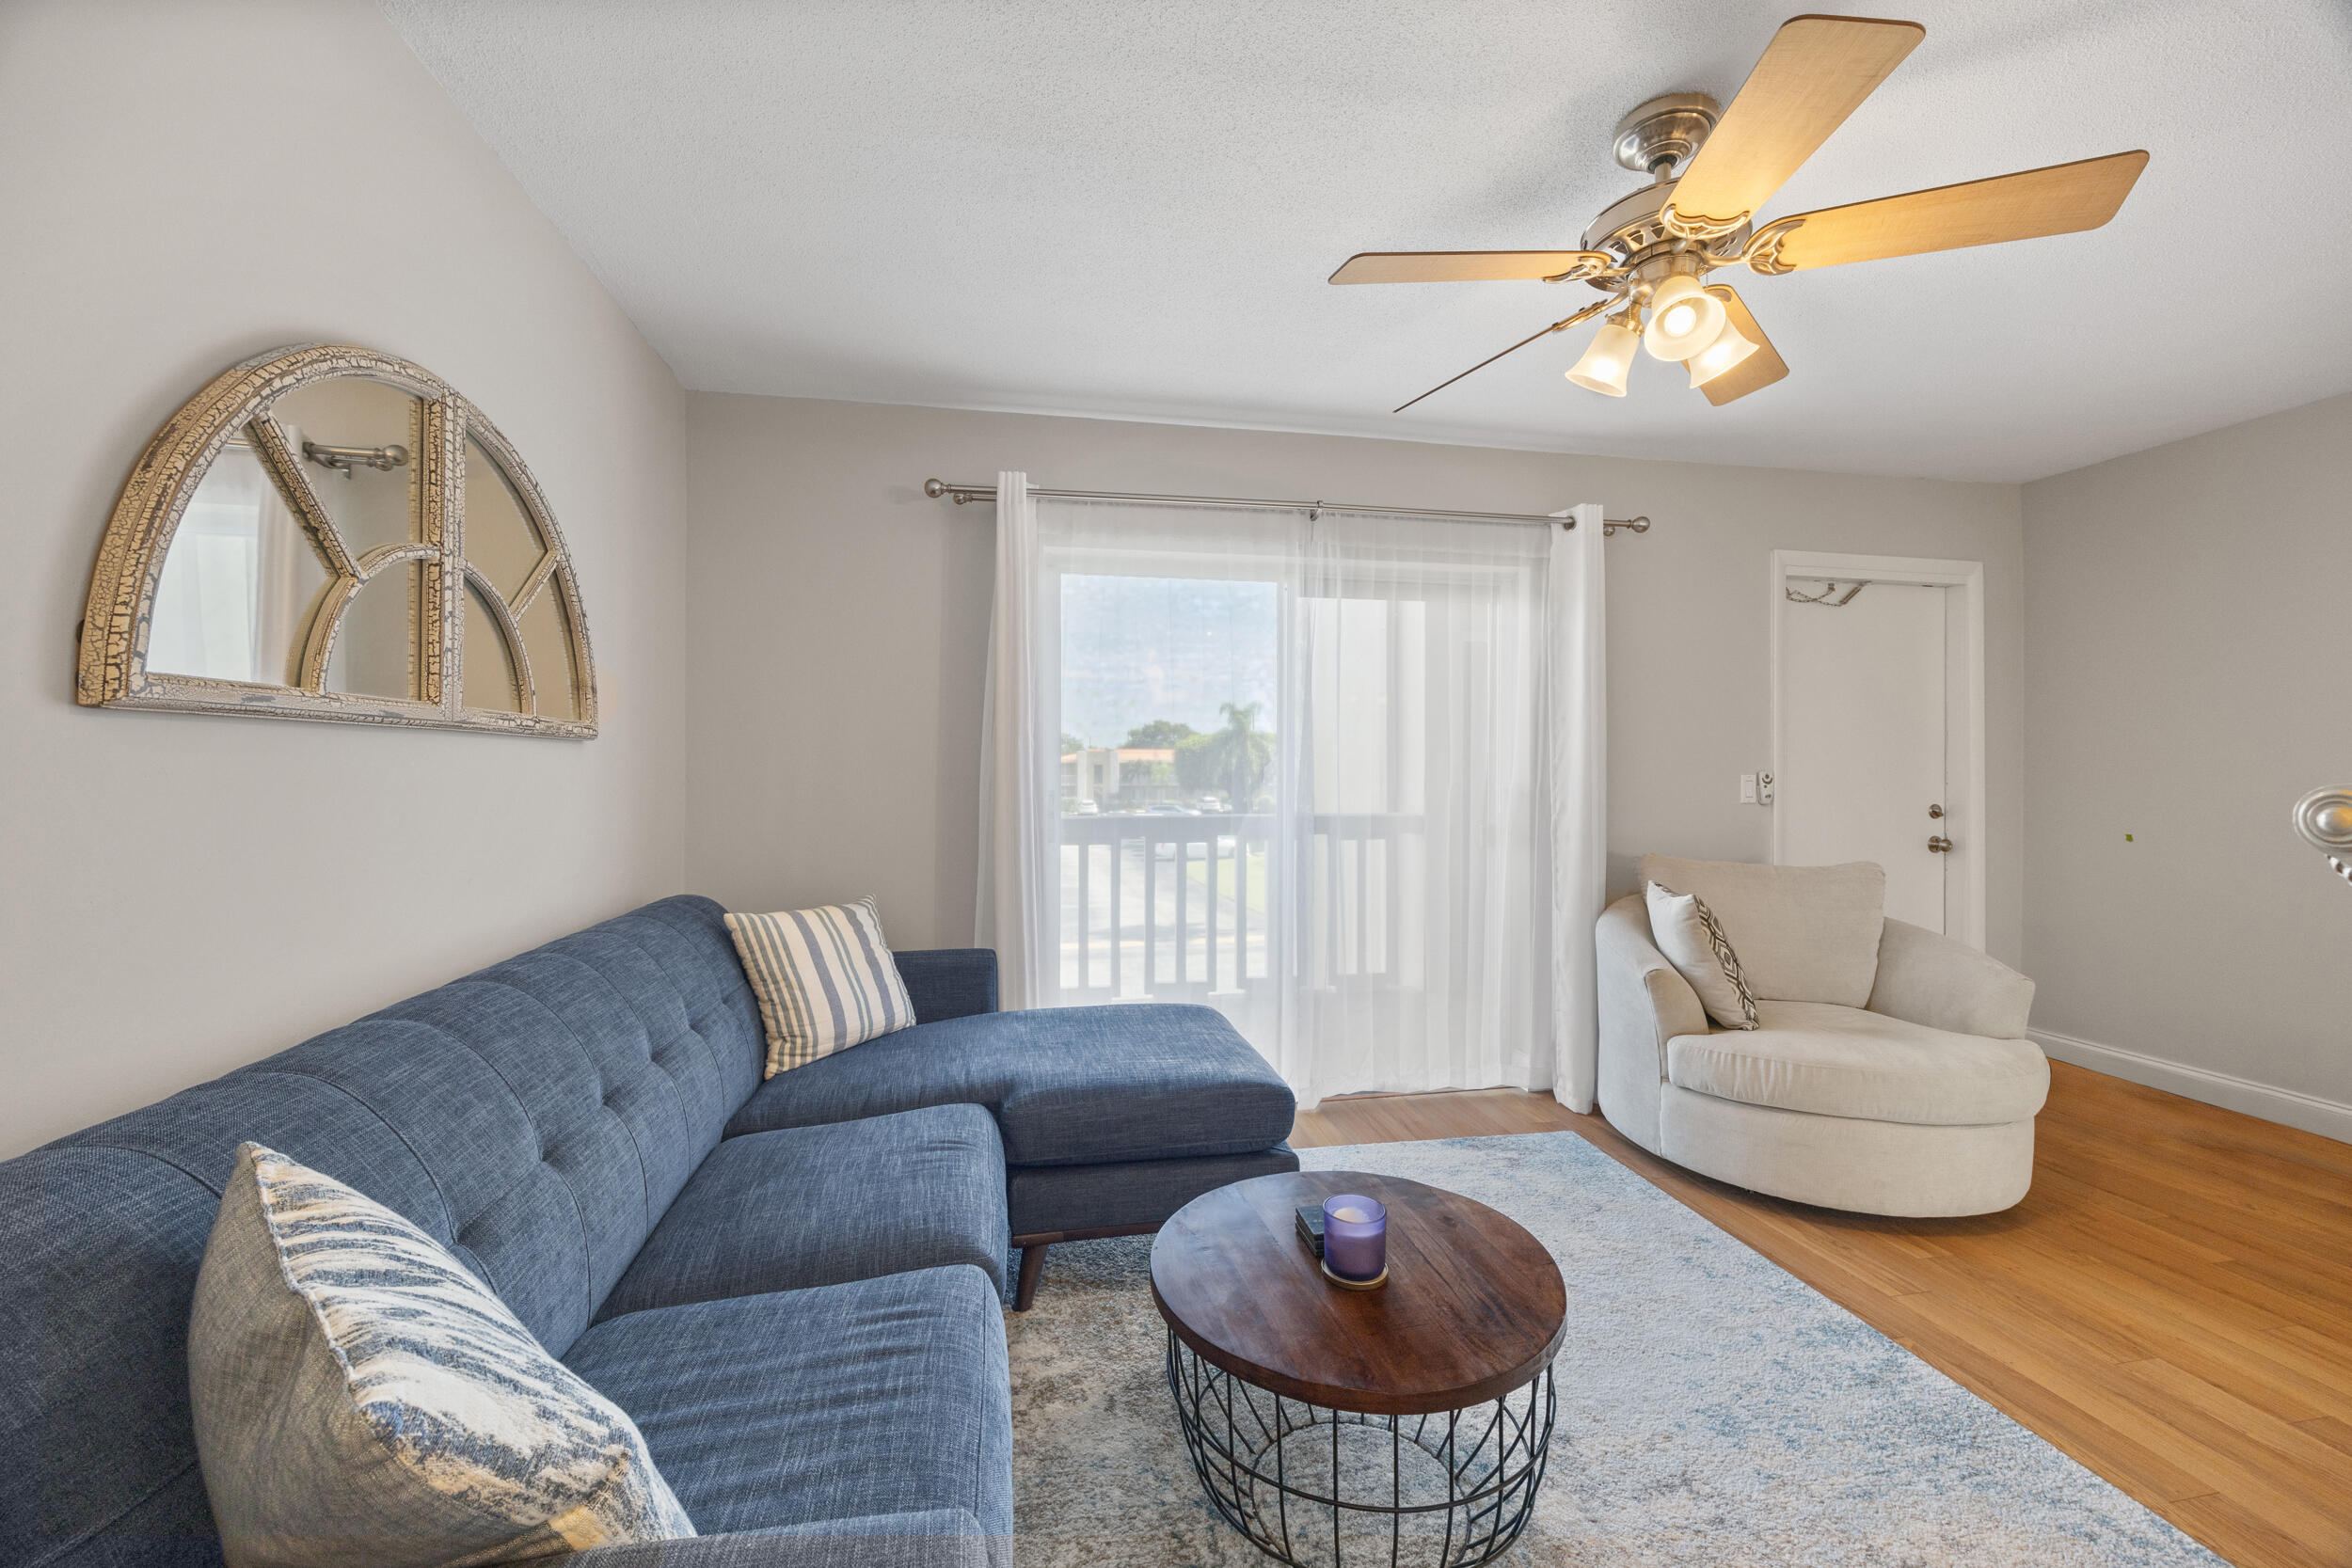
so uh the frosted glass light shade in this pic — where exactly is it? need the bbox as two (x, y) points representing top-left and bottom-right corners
(1685, 317), (1760, 388)
(1566, 321), (1640, 396)
(1643, 274), (1726, 361)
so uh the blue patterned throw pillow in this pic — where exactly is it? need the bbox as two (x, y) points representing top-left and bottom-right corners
(188, 1143), (694, 1567)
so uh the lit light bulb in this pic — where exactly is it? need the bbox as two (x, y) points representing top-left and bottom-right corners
(1642, 274), (1726, 361)
(1685, 315), (1759, 388)
(1566, 317), (1641, 396)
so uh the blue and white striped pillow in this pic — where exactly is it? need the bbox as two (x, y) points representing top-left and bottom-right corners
(188, 1143), (693, 1567)
(724, 896), (917, 1077)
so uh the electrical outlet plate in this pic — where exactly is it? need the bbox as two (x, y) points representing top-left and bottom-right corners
(1740, 773), (1758, 804)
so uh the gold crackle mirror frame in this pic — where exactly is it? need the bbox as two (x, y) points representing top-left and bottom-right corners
(78, 343), (596, 736)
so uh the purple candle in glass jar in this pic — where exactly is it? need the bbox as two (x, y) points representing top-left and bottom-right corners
(1322, 1194), (1387, 1281)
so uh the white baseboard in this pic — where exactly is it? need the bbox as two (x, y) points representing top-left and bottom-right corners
(2030, 1028), (2352, 1146)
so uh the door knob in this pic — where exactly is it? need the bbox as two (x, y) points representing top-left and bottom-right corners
(1927, 835), (1953, 853)
(1927, 803), (1945, 819)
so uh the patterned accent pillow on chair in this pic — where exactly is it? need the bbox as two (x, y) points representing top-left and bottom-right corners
(724, 896), (917, 1076)
(1645, 880), (1760, 1030)
(188, 1144), (693, 1568)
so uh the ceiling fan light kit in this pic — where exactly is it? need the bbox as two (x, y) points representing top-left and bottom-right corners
(1641, 271), (1726, 360)
(1332, 13), (2148, 412)
(1566, 312), (1642, 396)
(1685, 312), (1761, 388)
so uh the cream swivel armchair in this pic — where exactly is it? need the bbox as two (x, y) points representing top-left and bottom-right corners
(1597, 854), (2046, 1216)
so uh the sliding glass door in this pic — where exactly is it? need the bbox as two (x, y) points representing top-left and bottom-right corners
(1034, 498), (1558, 1103)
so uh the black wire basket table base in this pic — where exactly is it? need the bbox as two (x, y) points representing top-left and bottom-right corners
(1166, 1329), (1558, 1568)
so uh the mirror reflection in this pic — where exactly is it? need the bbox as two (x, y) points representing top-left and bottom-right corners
(324, 561), (425, 701)
(269, 377), (420, 561)
(463, 437), (546, 601)
(516, 588), (578, 721)
(462, 582), (525, 714)
(146, 426), (328, 685)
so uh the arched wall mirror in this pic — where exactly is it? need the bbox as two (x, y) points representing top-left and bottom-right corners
(79, 343), (596, 736)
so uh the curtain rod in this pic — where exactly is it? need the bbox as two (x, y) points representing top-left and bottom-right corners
(920, 478), (1650, 536)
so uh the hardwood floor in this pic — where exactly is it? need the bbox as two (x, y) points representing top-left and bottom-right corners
(1291, 1062), (2352, 1568)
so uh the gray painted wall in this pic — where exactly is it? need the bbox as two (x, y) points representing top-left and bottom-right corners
(685, 394), (2025, 963)
(2023, 392), (2352, 1117)
(0, 0), (690, 1156)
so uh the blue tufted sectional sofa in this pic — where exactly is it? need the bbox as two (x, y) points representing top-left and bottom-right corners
(0, 895), (1298, 1568)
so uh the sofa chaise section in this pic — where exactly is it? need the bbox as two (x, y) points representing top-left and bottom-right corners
(726, 1001), (1295, 1166)
(726, 991), (1300, 1306)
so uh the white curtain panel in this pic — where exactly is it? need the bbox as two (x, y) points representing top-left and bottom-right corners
(983, 491), (1605, 1108)
(1549, 503), (1608, 1112)
(1286, 508), (1559, 1104)
(972, 471), (1059, 1008)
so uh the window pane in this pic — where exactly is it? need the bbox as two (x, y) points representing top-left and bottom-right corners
(1057, 573), (1277, 1006)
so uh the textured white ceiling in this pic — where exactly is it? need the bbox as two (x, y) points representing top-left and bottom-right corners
(379, 0), (2352, 483)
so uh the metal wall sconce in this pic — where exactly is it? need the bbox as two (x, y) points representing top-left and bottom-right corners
(2293, 786), (2352, 886)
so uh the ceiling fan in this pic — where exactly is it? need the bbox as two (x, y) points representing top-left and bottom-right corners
(1331, 13), (2148, 411)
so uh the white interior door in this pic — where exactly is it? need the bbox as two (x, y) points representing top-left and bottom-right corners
(1778, 580), (1947, 931)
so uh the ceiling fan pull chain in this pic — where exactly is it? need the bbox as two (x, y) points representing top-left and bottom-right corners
(1388, 293), (1625, 415)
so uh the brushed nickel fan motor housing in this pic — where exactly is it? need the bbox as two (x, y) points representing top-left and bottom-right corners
(1581, 181), (1750, 285)
(1586, 93), (1743, 286)
(1611, 92), (1720, 176)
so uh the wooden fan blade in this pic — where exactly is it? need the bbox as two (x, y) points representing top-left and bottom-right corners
(1668, 15), (1925, 236)
(1759, 150), (2149, 270)
(1330, 250), (1613, 284)
(1700, 286), (1788, 406)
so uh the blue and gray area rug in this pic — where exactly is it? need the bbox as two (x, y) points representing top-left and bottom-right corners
(1004, 1132), (2224, 1566)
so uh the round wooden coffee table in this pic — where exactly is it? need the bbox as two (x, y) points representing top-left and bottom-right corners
(1151, 1171), (1566, 1567)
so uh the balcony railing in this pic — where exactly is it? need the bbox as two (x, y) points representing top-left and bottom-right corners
(1055, 810), (1422, 1003)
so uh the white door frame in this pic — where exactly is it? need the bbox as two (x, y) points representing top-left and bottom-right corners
(1769, 549), (1987, 950)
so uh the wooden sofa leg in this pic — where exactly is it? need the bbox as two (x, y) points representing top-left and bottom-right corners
(1007, 1222), (1158, 1311)
(1013, 1243), (1048, 1311)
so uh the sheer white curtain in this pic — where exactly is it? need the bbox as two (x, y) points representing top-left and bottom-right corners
(976, 484), (1606, 1108)
(1287, 509), (1556, 1102)
(973, 472), (1057, 1008)
(1549, 503), (1608, 1111)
